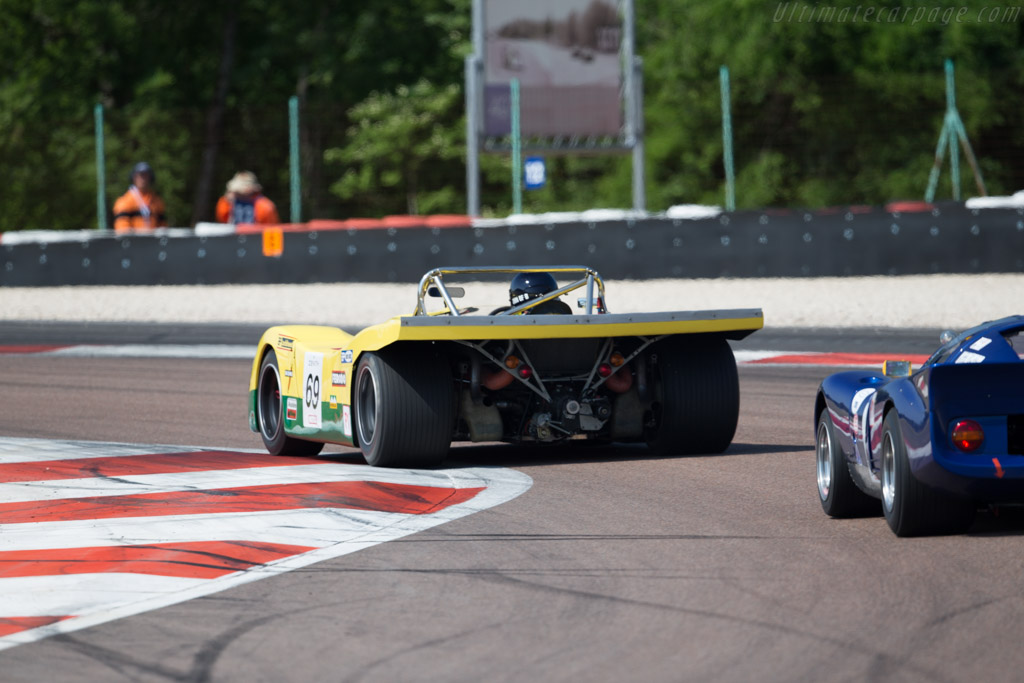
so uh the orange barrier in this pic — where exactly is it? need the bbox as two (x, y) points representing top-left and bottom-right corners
(885, 201), (935, 213)
(306, 220), (348, 230)
(235, 222), (309, 235)
(425, 214), (473, 227)
(381, 215), (426, 228)
(340, 218), (385, 229)
(234, 215), (473, 235)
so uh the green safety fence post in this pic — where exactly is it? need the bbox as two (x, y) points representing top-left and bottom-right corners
(510, 78), (522, 215)
(289, 95), (301, 223)
(925, 59), (987, 202)
(719, 65), (736, 211)
(94, 104), (107, 230)
(946, 59), (960, 200)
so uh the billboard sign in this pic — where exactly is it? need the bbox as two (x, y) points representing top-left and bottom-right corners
(483, 0), (624, 138)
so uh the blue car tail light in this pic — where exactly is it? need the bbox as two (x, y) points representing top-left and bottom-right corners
(951, 419), (984, 452)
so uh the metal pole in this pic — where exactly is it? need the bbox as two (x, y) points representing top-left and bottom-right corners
(944, 60), (961, 200)
(948, 111), (960, 201)
(944, 59), (956, 114)
(954, 117), (988, 197)
(466, 0), (484, 216)
(925, 59), (987, 201)
(465, 56), (480, 216)
(720, 65), (736, 211)
(511, 78), (522, 215)
(623, 0), (644, 212)
(632, 58), (645, 212)
(622, 0), (635, 148)
(94, 104), (107, 230)
(288, 95), (301, 223)
(925, 125), (949, 203)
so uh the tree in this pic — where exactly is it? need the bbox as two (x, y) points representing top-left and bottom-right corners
(325, 80), (465, 216)
(1, 0), (1023, 230)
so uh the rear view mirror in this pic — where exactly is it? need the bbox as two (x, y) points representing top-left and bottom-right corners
(882, 360), (912, 377)
(428, 286), (464, 298)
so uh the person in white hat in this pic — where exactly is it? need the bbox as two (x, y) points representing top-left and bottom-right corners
(215, 171), (280, 225)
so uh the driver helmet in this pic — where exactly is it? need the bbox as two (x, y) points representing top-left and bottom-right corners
(510, 271), (558, 306)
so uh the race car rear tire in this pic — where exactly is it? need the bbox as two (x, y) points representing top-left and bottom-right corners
(354, 348), (455, 468)
(880, 410), (975, 536)
(257, 352), (325, 457)
(816, 410), (877, 517)
(644, 336), (739, 455)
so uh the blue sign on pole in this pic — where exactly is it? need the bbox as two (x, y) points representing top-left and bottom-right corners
(524, 156), (546, 190)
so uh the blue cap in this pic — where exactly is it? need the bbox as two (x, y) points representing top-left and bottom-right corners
(131, 162), (155, 183)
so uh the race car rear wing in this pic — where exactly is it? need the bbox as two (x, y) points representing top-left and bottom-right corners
(397, 309), (764, 339)
(341, 309), (764, 356)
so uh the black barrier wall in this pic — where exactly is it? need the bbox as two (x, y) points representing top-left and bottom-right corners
(3, 203), (1024, 286)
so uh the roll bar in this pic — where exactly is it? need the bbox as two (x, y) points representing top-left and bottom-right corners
(413, 266), (608, 317)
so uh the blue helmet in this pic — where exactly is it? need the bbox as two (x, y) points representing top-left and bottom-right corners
(131, 161), (155, 184)
(510, 272), (558, 306)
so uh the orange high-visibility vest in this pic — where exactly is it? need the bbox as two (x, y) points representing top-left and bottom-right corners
(113, 186), (167, 232)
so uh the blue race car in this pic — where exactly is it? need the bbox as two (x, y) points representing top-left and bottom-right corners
(814, 315), (1024, 536)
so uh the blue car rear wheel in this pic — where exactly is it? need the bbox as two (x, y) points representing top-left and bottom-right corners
(880, 410), (974, 536)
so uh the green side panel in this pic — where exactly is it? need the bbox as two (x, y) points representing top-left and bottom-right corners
(250, 387), (354, 447)
(282, 397), (355, 447)
(248, 389), (258, 432)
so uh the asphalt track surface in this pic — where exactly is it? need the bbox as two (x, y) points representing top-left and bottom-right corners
(2, 324), (1023, 682)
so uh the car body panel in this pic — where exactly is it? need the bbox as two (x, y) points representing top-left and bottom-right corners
(248, 325), (356, 447)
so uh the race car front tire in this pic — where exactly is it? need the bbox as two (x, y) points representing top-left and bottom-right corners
(257, 352), (325, 457)
(354, 348), (455, 468)
(816, 410), (877, 517)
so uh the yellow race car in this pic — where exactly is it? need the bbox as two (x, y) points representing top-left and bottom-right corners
(248, 266), (763, 467)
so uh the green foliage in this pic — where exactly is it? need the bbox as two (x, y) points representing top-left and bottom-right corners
(0, 0), (1023, 229)
(635, 0), (1024, 209)
(325, 80), (465, 215)
(733, 151), (791, 209)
